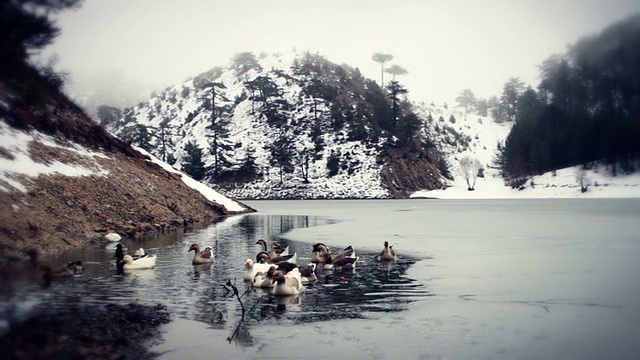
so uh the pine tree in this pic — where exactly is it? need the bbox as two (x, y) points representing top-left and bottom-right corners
(121, 124), (153, 152)
(156, 117), (175, 162)
(1, 0), (82, 58)
(396, 112), (422, 147)
(182, 141), (206, 181)
(238, 147), (259, 179)
(385, 64), (408, 81)
(266, 131), (295, 184)
(200, 81), (233, 180)
(372, 53), (393, 87)
(489, 141), (507, 177)
(455, 89), (477, 112)
(326, 151), (341, 177)
(386, 81), (408, 131)
(501, 77), (526, 122)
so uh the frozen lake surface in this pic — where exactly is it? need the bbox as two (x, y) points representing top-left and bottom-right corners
(1, 199), (639, 359)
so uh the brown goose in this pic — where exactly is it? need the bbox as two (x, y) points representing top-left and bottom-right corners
(271, 269), (305, 296)
(39, 263), (76, 281)
(379, 241), (397, 261)
(256, 251), (297, 265)
(188, 243), (214, 265)
(255, 239), (290, 259)
(323, 254), (359, 271)
(274, 262), (317, 284)
(311, 243), (354, 263)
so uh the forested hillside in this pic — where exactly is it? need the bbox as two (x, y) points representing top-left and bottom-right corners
(496, 14), (640, 184)
(102, 52), (450, 199)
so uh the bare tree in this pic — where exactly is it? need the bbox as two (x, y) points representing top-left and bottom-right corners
(372, 53), (393, 87)
(458, 156), (482, 190)
(576, 169), (591, 193)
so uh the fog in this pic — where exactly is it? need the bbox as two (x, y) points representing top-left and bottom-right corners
(41, 0), (640, 108)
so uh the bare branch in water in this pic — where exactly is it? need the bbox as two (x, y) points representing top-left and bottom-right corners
(223, 279), (258, 343)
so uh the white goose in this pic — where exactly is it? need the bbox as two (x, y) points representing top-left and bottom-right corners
(104, 231), (122, 242)
(272, 268), (305, 296)
(119, 254), (157, 270)
(243, 258), (274, 282)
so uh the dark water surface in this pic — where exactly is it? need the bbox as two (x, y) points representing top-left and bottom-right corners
(0, 211), (428, 348)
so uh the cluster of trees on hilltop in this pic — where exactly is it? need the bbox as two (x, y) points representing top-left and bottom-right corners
(109, 51), (448, 186)
(490, 14), (640, 183)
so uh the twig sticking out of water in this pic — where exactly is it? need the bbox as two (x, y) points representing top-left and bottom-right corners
(222, 279), (245, 316)
(223, 279), (247, 343)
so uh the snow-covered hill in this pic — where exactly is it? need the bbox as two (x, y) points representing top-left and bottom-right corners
(412, 105), (640, 199)
(101, 51), (640, 200)
(106, 51), (441, 199)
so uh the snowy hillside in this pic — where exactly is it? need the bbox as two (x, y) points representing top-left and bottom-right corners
(106, 51), (437, 199)
(102, 51), (640, 200)
(0, 120), (247, 212)
(415, 103), (512, 177)
(412, 105), (640, 199)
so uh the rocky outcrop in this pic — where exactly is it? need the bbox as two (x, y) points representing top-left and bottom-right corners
(381, 148), (448, 198)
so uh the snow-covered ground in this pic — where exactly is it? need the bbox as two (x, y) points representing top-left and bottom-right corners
(0, 120), (246, 211)
(0, 121), (110, 192)
(134, 147), (246, 212)
(412, 104), (640, 199)
(412, 164), (640, 199)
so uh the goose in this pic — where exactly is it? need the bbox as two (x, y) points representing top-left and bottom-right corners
(252, 266), (278, 288)
(188, 243), (214, 265)
(276, 262), (317, 284)
(380, 241), (397, 261)
(119, 254), (157, 270)
(271, 269), (305, 296)
(298, 263), (318, 284)
(66, 261), (83, 274)
(311, 243), (354, 263)
(256, 251), (297, 265)
(255, 239), (290, 259)
(271, 242), (290, 256)
(244, 258), (274, 282)
(115, 244), (125, 257)
(114, 244), (125, 273)
(104, 230), (122, 242)
(129, 248), (150, 261)
(39, 263), (77, 281)
(322, 254), (359, 271)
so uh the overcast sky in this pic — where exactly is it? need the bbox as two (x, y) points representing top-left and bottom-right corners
(42, 0), (640, 107)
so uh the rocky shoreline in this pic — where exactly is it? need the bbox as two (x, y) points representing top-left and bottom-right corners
(0, 303), (171, 360)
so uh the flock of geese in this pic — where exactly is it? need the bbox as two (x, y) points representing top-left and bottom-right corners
(34, 232), (398, 298)
(241, 239), (397, 296)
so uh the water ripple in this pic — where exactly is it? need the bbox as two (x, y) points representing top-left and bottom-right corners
(0, 214), (430, 332)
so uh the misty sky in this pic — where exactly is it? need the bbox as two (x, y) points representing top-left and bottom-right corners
(42, 0), (640, 107)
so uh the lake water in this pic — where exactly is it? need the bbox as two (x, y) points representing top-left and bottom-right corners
(1, 199), (639, 359)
